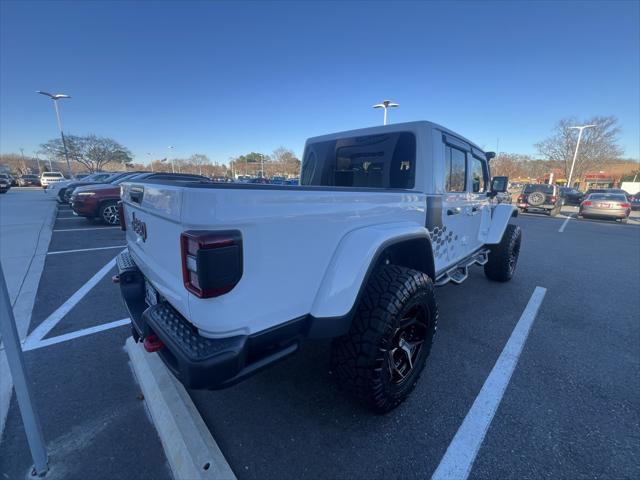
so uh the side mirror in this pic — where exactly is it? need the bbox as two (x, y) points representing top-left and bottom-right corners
(491, 176), (508, 193)
(486, 151), (496, 162)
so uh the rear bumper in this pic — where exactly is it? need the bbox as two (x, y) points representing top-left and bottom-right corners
(116, 250), (324, 389)
(580, 208), (628, 219)
(518, 203), (554, 211)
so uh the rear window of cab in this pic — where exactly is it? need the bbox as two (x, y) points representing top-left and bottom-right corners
(301, 132), (416, 189)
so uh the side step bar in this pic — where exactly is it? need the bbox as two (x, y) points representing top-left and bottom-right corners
(435, 249), (489, 287)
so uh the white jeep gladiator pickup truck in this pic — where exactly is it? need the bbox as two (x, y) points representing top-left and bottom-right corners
(116, 121), (521, 413)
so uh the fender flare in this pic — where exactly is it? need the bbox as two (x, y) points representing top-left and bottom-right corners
(482, 203), (517, 244)
(308, 222), (433, 336)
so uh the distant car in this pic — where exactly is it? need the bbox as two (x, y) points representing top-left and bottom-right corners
(249, 177), (270, 184)
(579, 193), (631, 223)
(516, 183), (563, 216)
(56, 172), (113, 203)
(62, 172), (131, 203)
(17, 174), (41, 187)
(71, 172), (210, 224)
(285, 178), (300, 185)
(40, 171), (66, 188)
(630, 193), (640, 211)
(0, 173), (11, 193)
(604, 188), (631, 200)
(559, 187), (583, 206)
(495, 191), (512, 204)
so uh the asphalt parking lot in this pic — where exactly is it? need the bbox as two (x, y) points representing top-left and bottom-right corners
(1, 189), (639, 480)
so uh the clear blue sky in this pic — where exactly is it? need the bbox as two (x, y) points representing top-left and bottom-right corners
(1, 0), (638, 164)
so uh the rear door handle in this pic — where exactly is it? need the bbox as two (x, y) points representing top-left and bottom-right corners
(447, 207), (461, 216)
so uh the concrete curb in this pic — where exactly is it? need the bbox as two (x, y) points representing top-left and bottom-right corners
(0, 199), (57, 438)
(125, 337), (236, 480)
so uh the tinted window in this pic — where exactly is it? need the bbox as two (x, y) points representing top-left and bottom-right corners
(470, 156), (487, 193)
(524, 184), (554, 194)
(446, 146), (466, 192)
(301, 132), (416, 189)
(587, 194), (626, 201)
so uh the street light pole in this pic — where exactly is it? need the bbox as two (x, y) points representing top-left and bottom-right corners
(37, 91), (72, 177)
(567, 124), (597, 188)
(20, 148), (26, 173)
(168, 146), (175, 173)
(373, 100), (399, 125)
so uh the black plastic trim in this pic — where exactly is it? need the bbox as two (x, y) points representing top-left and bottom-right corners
(123, 179), (417, 194)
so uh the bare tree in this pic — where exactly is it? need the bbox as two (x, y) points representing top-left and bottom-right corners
(40, 134), (132, 172)
(535, 116), (623, 184)
(189, 154), (211, 175)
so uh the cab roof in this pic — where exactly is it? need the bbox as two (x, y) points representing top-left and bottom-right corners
(304, 120), (486, 154)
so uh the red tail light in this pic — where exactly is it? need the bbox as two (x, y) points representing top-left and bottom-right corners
(143, 334), (164, 352)
(517, 195), (524, 202)
(549, 196), (557, 202)
(118, 201), (126, 231)
(180, 230), (243, 298)
(582, 201), (592, 206)
(620, 203), (631, 208)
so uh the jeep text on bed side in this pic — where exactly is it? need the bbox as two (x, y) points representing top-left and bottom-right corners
(116, 121), (521, 412)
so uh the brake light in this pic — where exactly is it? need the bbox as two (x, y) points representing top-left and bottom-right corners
(582, 201), (592, 206)
(517, 195), (524, 202)
(180, 230), (243, 298)
(620, 203), (631, 208)
(118, 201), (126, 231)
(549, 196), (557, 203)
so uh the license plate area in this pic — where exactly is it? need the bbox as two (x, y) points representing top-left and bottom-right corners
(596, 203), (611, 208)
(145, 280), (159, 306)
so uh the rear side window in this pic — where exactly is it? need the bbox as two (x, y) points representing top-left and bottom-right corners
(301, 132), (416, 189)
(445, 146), (466, 192)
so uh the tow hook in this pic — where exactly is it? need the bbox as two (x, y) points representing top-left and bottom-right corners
(143, 334), (164, 353)
(111, 274), (120, 284)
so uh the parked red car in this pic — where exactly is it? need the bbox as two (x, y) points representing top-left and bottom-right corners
(71, 172), (211, 224)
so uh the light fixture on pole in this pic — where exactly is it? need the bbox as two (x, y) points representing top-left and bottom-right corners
(168, 146), (175, 173)
(373, 100), (399, 125)
(36, 91), (72, 177)
(567, 124), (597, 188)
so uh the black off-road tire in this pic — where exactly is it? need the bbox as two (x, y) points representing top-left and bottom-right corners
(484, 224), (522, 282)
(330, 265), (438, 414)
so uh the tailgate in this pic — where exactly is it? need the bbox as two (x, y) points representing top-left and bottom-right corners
(121, 182), (190, 319)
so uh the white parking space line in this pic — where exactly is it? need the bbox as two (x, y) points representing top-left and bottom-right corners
(23, 318), (131, 352)
(559, 214), (574, 233)
(47, 245), (127, 255)
(53, 226), (120, 232)
(22, 257), (118, 350)
(431, 286), (547, 480)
